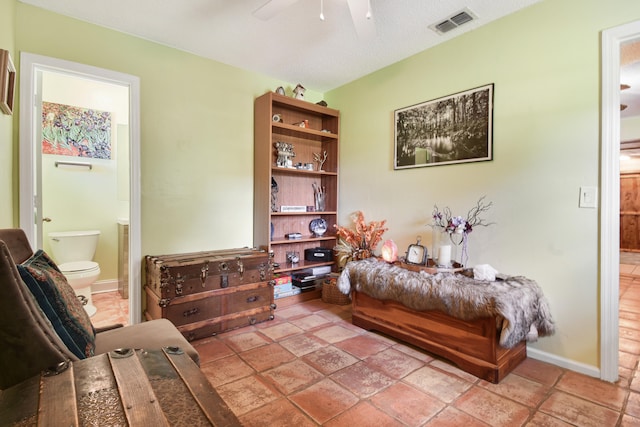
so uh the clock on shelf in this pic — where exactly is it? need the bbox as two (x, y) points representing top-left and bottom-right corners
(405, 236), (427, 265)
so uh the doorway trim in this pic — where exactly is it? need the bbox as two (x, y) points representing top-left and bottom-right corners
(601, 20), (640, 382)
(18, 53), (142, 325)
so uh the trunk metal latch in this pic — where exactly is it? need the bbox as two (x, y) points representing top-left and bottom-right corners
(200, 262), (209, 287)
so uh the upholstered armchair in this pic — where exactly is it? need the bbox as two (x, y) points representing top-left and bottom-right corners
(0, 228), (199, 390)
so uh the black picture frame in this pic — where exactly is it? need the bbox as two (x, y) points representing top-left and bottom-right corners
(394, 84), (494, 169)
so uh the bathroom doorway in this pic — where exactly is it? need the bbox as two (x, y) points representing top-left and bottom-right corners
(18, 53), (142, 325)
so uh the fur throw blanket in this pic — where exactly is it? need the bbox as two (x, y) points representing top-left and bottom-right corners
(337, 258), (555, 348)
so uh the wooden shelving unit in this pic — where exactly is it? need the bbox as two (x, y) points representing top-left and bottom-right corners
(254, 92), (340, 302)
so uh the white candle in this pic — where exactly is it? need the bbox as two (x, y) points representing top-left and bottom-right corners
(438, 245), (452, 266)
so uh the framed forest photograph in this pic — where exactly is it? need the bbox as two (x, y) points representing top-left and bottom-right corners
(394, 84), (494, 169)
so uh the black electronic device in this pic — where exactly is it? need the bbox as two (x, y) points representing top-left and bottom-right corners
(304, 247), (333, 262)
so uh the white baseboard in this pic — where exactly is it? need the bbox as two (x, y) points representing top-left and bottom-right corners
(92, 279), (119, 294)
(527, 346), (602, 380)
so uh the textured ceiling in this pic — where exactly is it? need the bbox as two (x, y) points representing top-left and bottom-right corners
(19, 0), (541, 91)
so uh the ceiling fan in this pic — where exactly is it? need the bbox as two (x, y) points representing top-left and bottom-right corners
(252, 0), (376, 39)
(622, 83), (630, 111)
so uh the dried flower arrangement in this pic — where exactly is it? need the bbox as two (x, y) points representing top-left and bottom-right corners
(431, 196), (493, 266)
(431, 196), (493, 236)
(334, 211), (388, 269)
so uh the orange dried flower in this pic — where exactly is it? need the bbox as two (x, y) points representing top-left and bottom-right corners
(334, 211), (388, 265)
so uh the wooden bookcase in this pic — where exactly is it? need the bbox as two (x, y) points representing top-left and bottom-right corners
(254, 91), (339, 303)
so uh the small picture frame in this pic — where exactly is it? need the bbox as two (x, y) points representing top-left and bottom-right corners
(0, 49), (16, 115)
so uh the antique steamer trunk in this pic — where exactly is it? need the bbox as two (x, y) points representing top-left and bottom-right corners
(0, 348), (241, 426)
(145, 248), (275, 341)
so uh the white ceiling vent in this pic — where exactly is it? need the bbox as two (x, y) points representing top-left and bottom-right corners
(430, 8), (477, 35)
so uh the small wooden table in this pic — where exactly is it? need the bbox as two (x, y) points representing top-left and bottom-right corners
(0, 347), (240, 426)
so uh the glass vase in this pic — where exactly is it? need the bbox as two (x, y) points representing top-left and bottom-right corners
(431, 226), (458, 268)
(314, 192), (326, 212)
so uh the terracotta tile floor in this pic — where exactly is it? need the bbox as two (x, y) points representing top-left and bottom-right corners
(91, 292), (129, 327)
(92, 262), (640, 426)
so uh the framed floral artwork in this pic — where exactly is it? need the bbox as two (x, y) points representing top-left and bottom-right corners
(42, 102), (112, 159)
(394, 84), (494, 169)
(0, 49), (16, 115)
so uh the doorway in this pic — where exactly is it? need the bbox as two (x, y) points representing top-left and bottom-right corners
(18, 53), (142, 325)
(601, 20), (640, 382)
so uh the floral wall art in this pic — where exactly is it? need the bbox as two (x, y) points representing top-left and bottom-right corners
(42, 101), (112, 159)
(394, 84), (493, 169)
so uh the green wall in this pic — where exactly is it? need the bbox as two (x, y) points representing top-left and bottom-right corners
(0, 0), (15, 227)
(326, 0), (640, 368)
(8, 0), (640, 371)
(14, 2), (321, 256)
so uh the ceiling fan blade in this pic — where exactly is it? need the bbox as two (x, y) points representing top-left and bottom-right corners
(252, 0), (300, 20)
(347, 0), (376, 39)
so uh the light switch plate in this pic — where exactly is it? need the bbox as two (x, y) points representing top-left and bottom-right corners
(579, 186), (597, 208)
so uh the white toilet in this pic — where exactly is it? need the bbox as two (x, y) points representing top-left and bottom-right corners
(48, 230), (101, 317)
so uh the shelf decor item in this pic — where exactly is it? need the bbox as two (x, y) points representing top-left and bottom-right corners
(312, 182), (325, 212)
(430, 196), (493, 267)
(271, 177), (278, 212)
(313, 150), (327, 171)
(286, 251), (300, 264)
(293, 83), (305, 99)
(275, 141), (295, 168)
(334, 211), (388, 269)
(309, 218), (328, 236)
